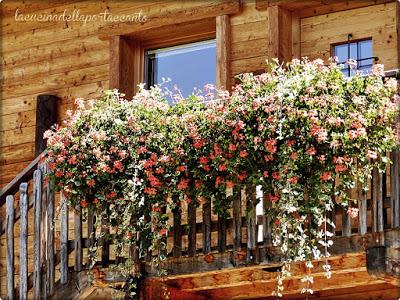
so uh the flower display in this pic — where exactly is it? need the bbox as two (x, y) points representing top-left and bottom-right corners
(45, 59), (399, 297)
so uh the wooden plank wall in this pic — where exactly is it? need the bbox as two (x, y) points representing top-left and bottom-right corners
(300, 2), (398, 70)
(0, 0), (268, 188)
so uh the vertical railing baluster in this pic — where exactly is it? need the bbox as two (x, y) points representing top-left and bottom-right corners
(33, 169), (43, 297)
(233, 187), (242, 252)
(358, 187), (368, 235)
(188, 201), (197, 257)
(87, 208), (96, 265)
(101, 219), (110, 266)
(47, 176), (55, 296)
(372, 166), (384, 232)
(39, 163), (48, 299)
(19, 183), (29, 299)
(262, 191), (271, 247)
(342, 208), (351, 237)
(172, 205), (182, 258)
(246, 185), (257, 263)
(217, 213), (227, 253)
(74, 206), (83, 271)
(60, 192), (69, 284)
(6, 195), (15, 300)
(202, 200), (212, 255)
(391, 149), (400, 228)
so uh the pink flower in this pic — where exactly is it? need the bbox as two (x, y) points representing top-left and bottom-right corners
(87, 179), (96, 187)
(267, 193), (279, 202)
(288, 177), (298, 184)
(306, 147), (316, 156)
(229, 144), (237, 151)
(264, 139), (277, 154)
(177, 179), (189, 190)
(347, 207), (359, 219)
(263, 171), (269, 178)
(367, 150), (378, 160)
(176, 165), (187, 172)
(290, 152), (298, 160)
(214, 144), (223, 155)
(219, 164), (227, 171)
(226, 181), (235, 188)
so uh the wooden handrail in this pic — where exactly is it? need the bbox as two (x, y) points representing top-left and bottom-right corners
(0, 150), (47, 205)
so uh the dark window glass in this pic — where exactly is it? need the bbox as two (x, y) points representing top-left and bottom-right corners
(146, 40), (216, 102)
(333, 39), (373, 76)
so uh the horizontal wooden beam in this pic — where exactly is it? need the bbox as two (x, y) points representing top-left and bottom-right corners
(256, 0), (396, 18)
(98, 0), (241, 40)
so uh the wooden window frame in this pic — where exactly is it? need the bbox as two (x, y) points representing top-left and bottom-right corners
(102, 2), (240, 99)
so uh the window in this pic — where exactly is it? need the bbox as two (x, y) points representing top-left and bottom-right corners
(332, 38), (374, 76)
(146, 39), (216, 101)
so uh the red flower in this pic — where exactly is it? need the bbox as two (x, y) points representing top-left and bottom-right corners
(177, 179), (189, 190)
(55, 169), (63, 178)
(268, 193), (279, 202)
(80, 200), (88, 208)
(68, 155), (77, 165)
(288, 176), (298, 184)
(213, 144), (223, 155)
(137, 146), (148, 154)
(272, 171), (280, 180)
(114, 160), (124, 171)
(335, 164), (348, 173)
(263, 171), (269, 178)
(144, 188), (157, 196)
(160, 228), (167, 236)
(176, 165), (187, 172)
(290, 152), (298, 160)
(87, 179), (96, 187)
(237, 171), (247, 181)
(228, 144), (237, 151)
(320, 172), (332, 181)
(239, 150), (248, 158)
(226, 181), (235, 188)
(199, 156), (209, 164)
(155, 167), (164, 174)
(219, 164), (227, 171)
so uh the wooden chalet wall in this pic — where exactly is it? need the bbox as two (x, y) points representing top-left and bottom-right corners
(301, 2), (398, 69)
(0, 0), (399, 297)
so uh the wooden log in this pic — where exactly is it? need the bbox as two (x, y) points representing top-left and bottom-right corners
(87, 208), (95, 251)
(216, 14), (231, 90)
(390, 150), (399, 228)
(188, 201), (197, 257)
(172, 206), (182, 258)
(358, 187), (368, 235)
(19, 183), (29, 299)
(232, 188), (242, 251)
(246, 185), (258, 263)
(33, 169), (42, 297)
(217, 213), (227, 253)
(60, 192), (69, 284)
(35, 95), (58, 156)
(74, 206), (83, 271)
(202, 201), (212, 254)
(6, 195), (15, 300)
(47, 177), (55, 296)
(372, 166), (384, 232)
(38, 163), (48, 300)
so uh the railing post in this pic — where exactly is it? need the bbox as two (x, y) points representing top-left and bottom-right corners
(6, 195), (15, 300)
(47, 175), (55, 295)
(33, 169), (43, 297)
(390, 149), (400, 228)
(202, 200), (212, 255)
(233, 187), (242, 252)
(246, 185), (258, 263)
(172, 205), (182, 258)
(60, 192), (69, 284)
(188, 201), (197, 257)
(74, 206), (83, 271)
(372, 166), (384, 232)
(19, 183), (29, 299)
(358, 187), (368, 235)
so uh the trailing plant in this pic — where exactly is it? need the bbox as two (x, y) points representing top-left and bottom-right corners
(45, 59), (399, 297)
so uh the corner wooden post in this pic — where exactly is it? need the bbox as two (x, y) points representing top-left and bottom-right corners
(110, 36), (143, 99)
(216, 15), (231, 90)
(35, 95), (58, 156)
(268, 5), (293, 62)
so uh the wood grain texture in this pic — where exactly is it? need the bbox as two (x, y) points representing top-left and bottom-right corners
(188, 201), (197, 257)
(202, 201), (212, 254)
(216, 15), (231, 90)
(74, 206), (83, 271)
(46, 176), (55, 296)
(173, 206), (182, 258)
(372, 166), (384, 233)
(35, 95), (58, 156)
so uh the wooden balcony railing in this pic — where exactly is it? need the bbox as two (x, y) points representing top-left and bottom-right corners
(1, 144), (399, 299)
